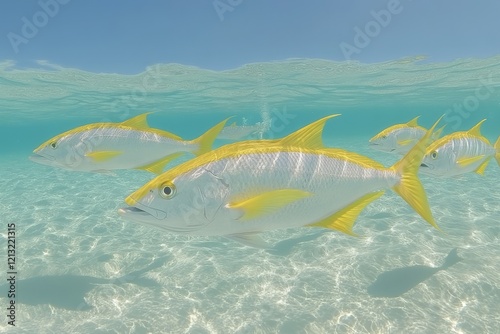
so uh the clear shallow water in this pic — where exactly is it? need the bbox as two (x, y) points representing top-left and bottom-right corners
(1, 58), (500, 333)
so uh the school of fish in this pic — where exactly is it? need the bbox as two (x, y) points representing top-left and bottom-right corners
(31, 113), (499, 247)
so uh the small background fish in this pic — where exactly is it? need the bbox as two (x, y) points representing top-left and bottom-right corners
(367, 248), (461, 298)
(370, 116), (444, 154)
(30, 113), (227, 174)
(421, 119), (500, 177)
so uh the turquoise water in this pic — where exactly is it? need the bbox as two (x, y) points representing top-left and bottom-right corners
(1, 57), (500, 333)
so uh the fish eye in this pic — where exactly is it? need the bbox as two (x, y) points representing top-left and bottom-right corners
(50, 142), (57, 149)
(431, 151), (438, 159)
(159, 181), (176, 199)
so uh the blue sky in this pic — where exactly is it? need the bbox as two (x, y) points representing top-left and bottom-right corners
(1, 0), (500, 74)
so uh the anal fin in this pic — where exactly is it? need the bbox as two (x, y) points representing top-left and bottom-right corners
(307, 191), (385, 236)
(475, 157), (491, 176)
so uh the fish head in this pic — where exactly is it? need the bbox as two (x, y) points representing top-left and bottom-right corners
(120, 165), (231, 234)
(369, 129), (398, 152)
(420, 144), (455, 176)
(30, 133), (73, 169)
(30, 130), (94, 170)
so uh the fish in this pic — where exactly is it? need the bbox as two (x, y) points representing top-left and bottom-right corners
(367, 248), (461, 298)
(217, 120), (270, 140)
(119, 114), (441, 248)
(420, 119), (500, 177)
(0, 257), (167, 310)
(30, 113), (228, 174)
(369, 116), (444, 154)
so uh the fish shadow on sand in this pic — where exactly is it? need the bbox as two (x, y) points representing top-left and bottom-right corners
(1, 256), (168, 311)
(267, 230), (328, 256)
(367, 248), (461, 298)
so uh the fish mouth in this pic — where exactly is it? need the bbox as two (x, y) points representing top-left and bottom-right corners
(120, 200), (167, 220)
(29, 153), (55, 164)
(118, 205), (165, 225)
(419, 163), (436, 174)
(118, 206), (150, 216)
(118, 206), (201, 233)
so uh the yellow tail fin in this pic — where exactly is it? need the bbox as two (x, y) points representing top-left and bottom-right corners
(192, 118), (230, 156)
(495, 136), (500, 167)
(391, 116), (443, 230)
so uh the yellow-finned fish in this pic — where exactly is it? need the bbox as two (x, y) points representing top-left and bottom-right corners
(119, 115), (441, 248)
(421, 119), (500, 177)
(30, 113), (228, 174)
(370, 116), (444, 154)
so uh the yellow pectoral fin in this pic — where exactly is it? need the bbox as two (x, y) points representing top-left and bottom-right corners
(85, 151), (122, 162)
(474, 158), (491, 176)
(457, 155), (485, 167)
(307, 191), (385, 236)
(227, 189), (312, 220)
(397, 139), (415, 146)
(136, 152), (185, 175)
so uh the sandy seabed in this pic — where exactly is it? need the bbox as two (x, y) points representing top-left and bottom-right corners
(1, 140), (499, 334)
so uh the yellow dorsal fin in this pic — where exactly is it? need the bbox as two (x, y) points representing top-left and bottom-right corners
(85, 151), (122, 162)
(135, 152), (185, 175)
(307, 191), (385, 236)
(467, 119), (486, 137)
(474, 158), (491, 176)
(121, 112), (152, 130)
(457, 155), (485, 168)
(397, 139), (415, 146)
(227, 189), (312, 220)
(406, 116), (420, 127)
(192, 118), (230, 156)
(279, 114), (340, 149)
(433, 125), (446, 139)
